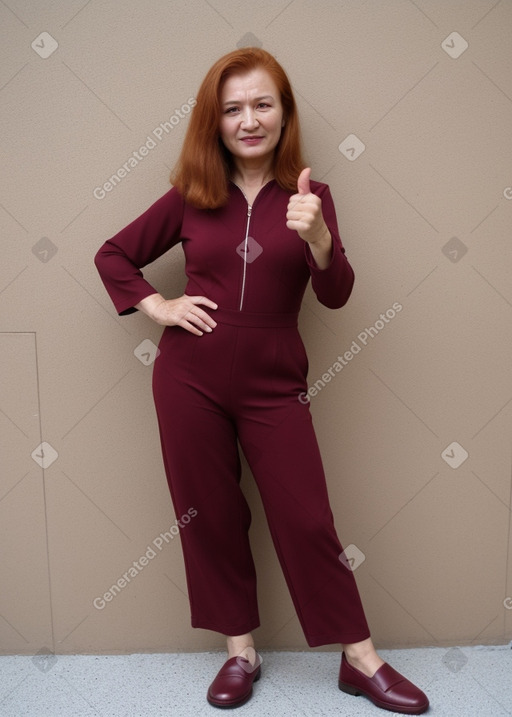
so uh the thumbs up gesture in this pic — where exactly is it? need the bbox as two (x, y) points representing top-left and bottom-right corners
(286, 168), (330, 247)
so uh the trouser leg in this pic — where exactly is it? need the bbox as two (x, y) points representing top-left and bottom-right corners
(238, 403), (370, 647)
(152, 328), (260, 636)
(233, 325), (371, 647)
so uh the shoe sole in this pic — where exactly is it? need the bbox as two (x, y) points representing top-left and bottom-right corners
(339, 679), (429, 715)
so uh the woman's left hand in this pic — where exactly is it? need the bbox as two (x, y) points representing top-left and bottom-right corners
(286, 168), (331, 247)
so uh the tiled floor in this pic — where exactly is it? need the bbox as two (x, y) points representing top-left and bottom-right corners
(1, 644), (511, 716)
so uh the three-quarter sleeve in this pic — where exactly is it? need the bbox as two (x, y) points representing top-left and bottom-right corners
(304, 184), (355, 309)
(94, 187), (185, 315)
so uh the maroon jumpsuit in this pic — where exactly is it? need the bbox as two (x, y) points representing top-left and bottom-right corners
(94, 179), (371, 646)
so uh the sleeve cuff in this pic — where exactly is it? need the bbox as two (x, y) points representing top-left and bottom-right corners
(304, 237), (336, 273)
(111, 282), (160, 316)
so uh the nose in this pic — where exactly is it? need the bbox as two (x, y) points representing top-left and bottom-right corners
(240, 107), (258, 130)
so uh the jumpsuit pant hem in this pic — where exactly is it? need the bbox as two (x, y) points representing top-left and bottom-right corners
(190, 620), (371, 647)
(191, 617), (261, 637)
(304, 627), (372, 648)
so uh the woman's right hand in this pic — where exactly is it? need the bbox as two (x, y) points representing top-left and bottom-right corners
(135, 293), (218, 335)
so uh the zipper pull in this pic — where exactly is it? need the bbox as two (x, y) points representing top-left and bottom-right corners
(247, 204), (252, 217)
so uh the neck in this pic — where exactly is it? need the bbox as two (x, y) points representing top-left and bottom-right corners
(231, 158), (274, 188)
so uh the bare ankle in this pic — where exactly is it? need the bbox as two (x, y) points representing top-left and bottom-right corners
(226, 633), (255, 662)
(342, 637), (375, 660)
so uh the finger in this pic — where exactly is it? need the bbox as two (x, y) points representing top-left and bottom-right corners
(182, 313), (215, 335)
(189, 295), (218, 310)
(287, 194), (305, 211)
(174, 314), (205, 335)
(182, 321), (204, 336)
(287, 207), (311, 221)
(192, 308), (217, 329)
(297, 167), (311, 196)
(286, 218), (308, 232)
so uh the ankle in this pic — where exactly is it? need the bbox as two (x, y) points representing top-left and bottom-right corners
(343, 638), (374, 660)
(226, 634), (255, 662)
(344, 645), (375, 662)
(342, 638), (385, 678)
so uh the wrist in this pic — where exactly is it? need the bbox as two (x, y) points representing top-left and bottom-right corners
(136, 293), (166, 321)
(308, 223), (331, 249)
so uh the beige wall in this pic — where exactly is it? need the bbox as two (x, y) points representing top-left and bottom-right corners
(1, 0), (511, 657)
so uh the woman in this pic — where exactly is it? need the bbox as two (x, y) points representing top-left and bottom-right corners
(95, 48), (429, 714)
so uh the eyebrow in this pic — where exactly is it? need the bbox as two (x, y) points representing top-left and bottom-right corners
(222, 95), (274, 106)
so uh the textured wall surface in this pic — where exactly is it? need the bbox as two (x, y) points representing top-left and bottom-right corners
(1, 0), (511, 665)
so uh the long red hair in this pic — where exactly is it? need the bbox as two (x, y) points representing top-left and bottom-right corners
(170, 47), (305, 208)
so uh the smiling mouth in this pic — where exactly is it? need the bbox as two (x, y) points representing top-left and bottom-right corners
(240, 136), (264, 142)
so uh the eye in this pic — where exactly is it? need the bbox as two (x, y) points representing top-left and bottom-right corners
(257, 102), (270, 109)
(225, 106), (239, 114)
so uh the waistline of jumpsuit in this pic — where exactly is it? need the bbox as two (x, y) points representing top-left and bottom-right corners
(213, 307), (299, 328)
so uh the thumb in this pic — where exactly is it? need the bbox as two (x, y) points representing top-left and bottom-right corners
(297, 167), (311, 195)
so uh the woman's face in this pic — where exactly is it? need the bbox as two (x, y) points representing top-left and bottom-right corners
(219, 68), (284, 168)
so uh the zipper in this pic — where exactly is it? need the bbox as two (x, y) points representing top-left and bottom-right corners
(239, 203), (252, 310)
(232, 180), (272, 310)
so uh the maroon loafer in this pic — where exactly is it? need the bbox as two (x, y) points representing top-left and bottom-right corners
(338, 652), (429, 714)
(207, 655), (261, 708)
